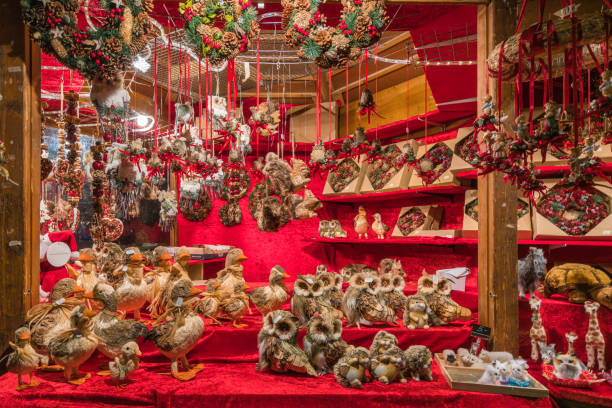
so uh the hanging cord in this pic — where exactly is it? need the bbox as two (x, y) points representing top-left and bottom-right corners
(316, 65), (321, 144)
(406, 45), (410, 136)
(198, 56), (202, 143)
(154, 38), (158, 151)
(375, 44), (378, 139)
(346, 62), (349, 138)
(328, 68), (332, 143)
(167, 37), (172, 134)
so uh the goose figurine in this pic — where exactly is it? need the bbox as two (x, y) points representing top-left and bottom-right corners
(109, 341), (141, 387)
(4, 327), (46, 391)
(48, 305), (99, 385)
(354, 206), (369, 239)
(148, 279), (205, 381)
(26, 278), (85, 369)
(85, 282), (148, 375)
(248, 265), (290, 316)
(115, 250), (148, 321)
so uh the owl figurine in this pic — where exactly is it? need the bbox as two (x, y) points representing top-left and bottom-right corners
(333, 346), (371, 389)
(369, 344), (407, 384)
(315, 265), (329, 276)
(303, 314), (349, 375)
(318, 271), (344, 312)
(329, 220), (347, 238)
(378, 274), (407, 319)
(291, 275), (324, 326)
(318, 220), (332, 238)
(355, 275), (395, 327)
(256, 310), (317, 376)
(342, 272), (369, 327)
(378, 258), (406, 278)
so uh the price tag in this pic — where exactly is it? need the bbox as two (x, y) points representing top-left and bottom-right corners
(554, 3), (580, 19)
(176, 297), (183, 307)
(54, 297), (65, 306)
(471, 324), (491, 340)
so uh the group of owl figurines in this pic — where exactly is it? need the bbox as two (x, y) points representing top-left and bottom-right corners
(257, 313), (433, 389)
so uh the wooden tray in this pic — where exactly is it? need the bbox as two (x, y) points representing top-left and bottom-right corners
(435, 354), (549, 398)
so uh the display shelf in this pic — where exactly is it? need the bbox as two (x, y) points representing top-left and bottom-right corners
(307, 237), (612, 247)
(320, 185), (470, 203)
(455, 163), (612, 179)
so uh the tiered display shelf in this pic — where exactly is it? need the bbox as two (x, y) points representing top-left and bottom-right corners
(307, 237), (612, 247)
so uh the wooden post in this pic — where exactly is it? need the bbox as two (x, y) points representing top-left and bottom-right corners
(0, 5), (41, 352)
(477, 0), (519, 355)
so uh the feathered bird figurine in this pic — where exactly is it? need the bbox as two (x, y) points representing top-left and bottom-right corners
(303, 313), (349, 375)
(354, 206), (369, 239)
(342, 272), (369, 327)
(378, 258), (406, 278)
(109, 341), (141, 387)
(4, 328), (46, 390)
(378, 274), (407, 319)
(26, 278), (85, 370)
(354, 274), (395, 328)
(334, 346), (371, 389)
(318, 271), (344, 312)
(148, 279), (205, 381)
(85, 282), (148, 375)
(115, 250), (148, 321)
(249, 265), (290, 316)
(76, 249), (98, 296)
(263, 152), (294, 196)
(256, 310), (317, 377)
(48, 305), (99, 385)
(210, 248), (251, 327)
(97, 243), (124, 285)
(291, 275), (324, 326)
(371, 213), (389, 239)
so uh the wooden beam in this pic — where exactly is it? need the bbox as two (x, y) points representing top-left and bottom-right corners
(162, 0), (489, 4)
(477, 0), (518, 355)
(238, 91), (316, 98)
(0, 4), (41, 352)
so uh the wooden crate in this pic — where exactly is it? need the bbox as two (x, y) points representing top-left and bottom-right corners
(359, 141), (417, 193)
(323, 156), (368, 196)
(435, 354), (549, 398)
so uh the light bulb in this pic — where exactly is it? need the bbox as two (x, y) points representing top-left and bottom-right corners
(136, 114), (148, 127)
(133, 55), (150, 73)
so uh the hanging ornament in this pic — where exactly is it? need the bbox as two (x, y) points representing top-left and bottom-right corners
(179, 0), (260, 66)
(218, 149), (251, 226)
(106, 144), (143, 221)
(0, 140), (17, 187)
(249, 101), (281, 140)
(358, 87), (382, 123)
(282, 0), (388, 68)
(158, 190), (178, 232)
(179, 177), (212, 221)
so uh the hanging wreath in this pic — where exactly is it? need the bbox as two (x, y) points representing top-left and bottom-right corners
(218, 153), (251, 226)
(102, 216), (124, 241)
(282, 0), (387, 68)
(179, 179), (213, 221)
(397, 207), (425, 236)
(180, 0), (260, 66)
(21, 0), (157, 81)
(414, 143), (453, 185)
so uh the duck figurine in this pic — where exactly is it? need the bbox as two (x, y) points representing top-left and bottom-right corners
(4, 327), (46, 390)
(248, 265), (290, 316)
(48, 305), (99, 385)
(209, 248), (250, 327)
(109, 341), (141, 387)
(85, 282), (148, 374)
(145, 247), (172, 318)
(149, 247), (192, 317)
(26, 278), (85, 369)
(148, 279), (205, 381)
(76, 249), (99, 294)
(372, 213), (388, 239)
(220, 279), (251, 328)
(354, 206), (369, 239)
(115, 250), (148, 321)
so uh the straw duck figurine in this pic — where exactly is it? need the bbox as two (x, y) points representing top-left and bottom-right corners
(248, 265), (290, 316)
(145, 247), (173, 317)
(149, 247), (192, 317)
(26, 278), (85, 369)
(115, 250), (148, 321)
(208, 248), (251, 327)
(85, 282), (148, 374)
(48, 305), (99, 385)
(354, 206), (369, 239)
(75, 249), (99, 295)
(4, 327), (46, 390)
(372, 213), (389, 239)
(109, 341), (141, 387)
(148, 279), (205, 381)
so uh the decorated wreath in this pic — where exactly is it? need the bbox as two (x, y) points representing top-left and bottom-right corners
(465, 197), (528, 223)
(21, 0), (157, 80)
(180, 0), (260, 66)
(179, 178), (213, 221)
(282, 0), (387, 68)
(366, 144), (404, 190)
(397, 207), (425, 236)
(414, 142), (453, 185)
(328, 157), (360, 192)
(218, 152), (251, 226)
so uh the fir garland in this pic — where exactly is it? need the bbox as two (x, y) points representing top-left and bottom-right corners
(179, 0), (260, 66)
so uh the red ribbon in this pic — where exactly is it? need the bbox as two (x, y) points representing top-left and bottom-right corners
(346, 62), (349, 138)
(153, 38), (158, 151)
(167, 38), (172, 133)
(316, 65), (321, 144)
(328, 68), (332, 142)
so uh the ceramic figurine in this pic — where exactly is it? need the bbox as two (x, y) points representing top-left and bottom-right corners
(404, 345), (433, 381)
(529, 296), (547, 362)
(291, 275), (324, 325)
(479, 349), (513, 363)
(378, 258), (405, 278)
(333, 346), (371, 388)
(249, 265), (290, 316)
(553, 353), (583, 380)
(344, 273), (394, 328)
(517, 247), (547, 298)
(48, 305), (99, 385)
(85, 282), (148, 374)
(599, 69), (612, 98)
(477, 361), (503, 385)
(379, 274), (407, 319)
(371, 213), (388, 239)
(115, 250), (148, 321)
(4, 328), (46, 391)
(26, 278), (85, 368)
(442, 349), (458, 366)
(109, 341), (141, 386)
(353, 206), (369, 239)
(76, 249), (99, 295)
(370, 344), (407, 384)
(148, 279), (205, 381)
(565, 332), (578, 355)
(256, 310), (317, 376)
(318, 220), (332, 238)
(318, 271), (344, 312)
(538, 342), (556, 364)
(538, 263), (612, 309)
(584, 300), (606, 371)
(303, 313), (349, 375)
(403, 294), (431, 329)
(514, 114), (530, 141)
(329, 220), (347, 238)
(150, 247), (192, 317)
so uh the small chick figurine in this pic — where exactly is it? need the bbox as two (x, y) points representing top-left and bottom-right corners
(5, 328), (46, 391)
(353, 206), (369, 239)
(48, 305), (99, 385)
(333, 346), (371, 389)
(109, 341), (141, 387)
(371, 213), (388, 239)
(256, 310), (317, 376)
(249, 265), (290, 316)
(115, 250), (148, 321)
